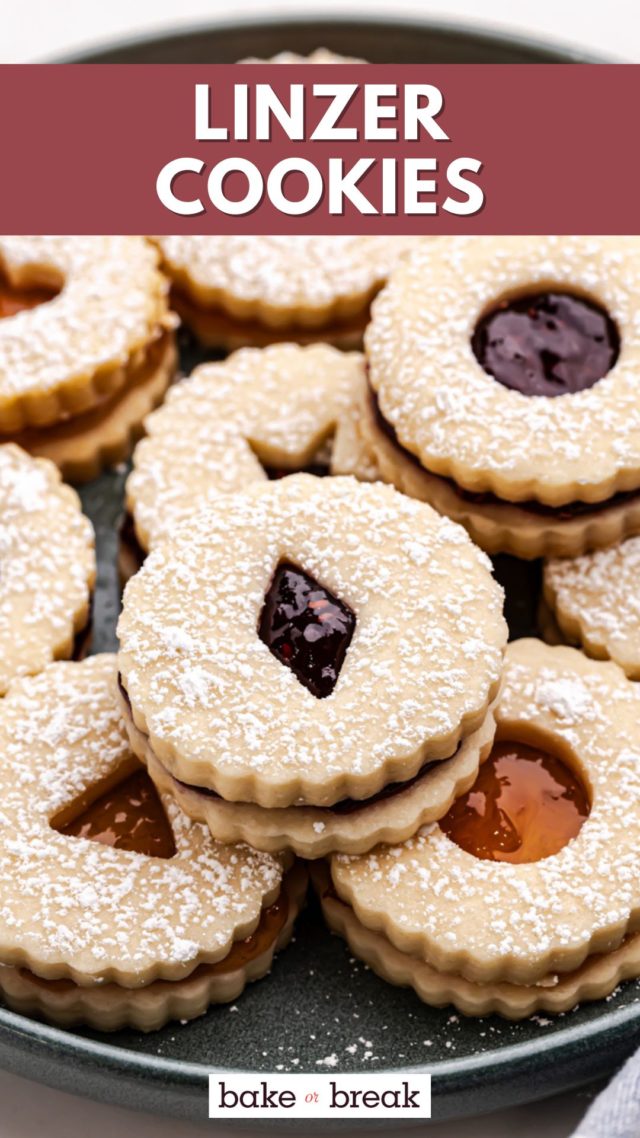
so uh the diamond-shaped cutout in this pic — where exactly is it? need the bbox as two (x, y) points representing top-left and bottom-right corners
(258, 561), (355, 699)
(54, 767), (176, 859)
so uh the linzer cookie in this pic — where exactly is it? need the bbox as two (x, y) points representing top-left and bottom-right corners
(321, 640), (640, 1018)
(153, 236), (414, 349)
(0, 236), (176, 481)
(542, 537), (640, 678)
(0, 444), (95, 695)
(117, 475), (506, 856)
(0, 655), (303, 1032)
(240, 48), (364, 63)
(364, 236), (640, 559)
(126, 342), (378, 557)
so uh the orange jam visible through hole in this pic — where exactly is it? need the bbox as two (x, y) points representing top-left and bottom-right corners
(439, 740), (590, 864)
(0, 276), (59, 319)
(56, 768), (176, 859)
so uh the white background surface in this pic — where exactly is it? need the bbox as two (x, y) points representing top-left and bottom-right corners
(1, 0), (640, 62)
(0, 1), (637, 1135)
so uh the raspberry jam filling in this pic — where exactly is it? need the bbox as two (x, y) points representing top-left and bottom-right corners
(258, 561), (355, 699)
(56, 767), (176, 859)
(471, 292), (619, 397)
(369, 387), (638, 520)
(0, 276), (58, 319)
(440, 740), (590, 863)
(117, 674), (447, 814)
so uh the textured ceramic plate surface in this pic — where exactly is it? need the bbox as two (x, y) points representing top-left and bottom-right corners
(0, 19), (631, 1128)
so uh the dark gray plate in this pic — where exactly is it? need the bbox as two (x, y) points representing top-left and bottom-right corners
(0, 18), (629, 1129)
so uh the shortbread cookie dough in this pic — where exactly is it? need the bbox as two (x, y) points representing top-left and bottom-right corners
(154, 235), (415, 346)
(0, 864), (306, 1033)
(0, 444), (95, 695)
(127, 343), (378, 554)
(325, 640), (640, 1017)
(364, 236), (640, 558)
(240, 48), (364, 63)
(543, 538), (640, 678)
(362, 389), (640, 560)
(118, 474), (506, 817)
(170, 290), (371, 351)
(125, 696), (496, 858)
(0, 236), (174, 434)
(0, 656), (297, 1032)
(318, 871), (640, 1020)
(14, 331), (176, 483)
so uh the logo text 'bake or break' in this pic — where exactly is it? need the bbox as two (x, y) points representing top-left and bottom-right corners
(208, 1073), (432, 1119)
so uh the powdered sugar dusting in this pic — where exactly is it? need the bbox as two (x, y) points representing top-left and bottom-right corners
(333, 640), (640, 982)
(545, 536), (640, 677)
(118, 475), (506, 806)
(0, 236), (170, 401)
(366, 236), (640, 505)
(0, 655), (282, 984)
(155, 236), (415, 314)
(128, 343), (373, 551)
(0, 444), (95, 694)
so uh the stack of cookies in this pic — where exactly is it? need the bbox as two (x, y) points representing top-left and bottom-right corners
(2, 229), (640, 1034)
(0, 235), (177, 482)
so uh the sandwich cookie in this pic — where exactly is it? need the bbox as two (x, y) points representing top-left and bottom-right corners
(153, 235), (415, 350)
(0, 236), (177, 481)
(125, 342), (379, 561)
(0, 656), (303, 1032)
(0, 443), (95, 695)
(117, 475), (506, 857)
(364, 236), (640, 558)
(240, 48), (364, 63)
(542, 537), (640, 678)
(320, 640), (640, 1017)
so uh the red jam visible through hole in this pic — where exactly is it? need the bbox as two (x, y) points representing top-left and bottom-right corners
(0, 277), (59, 319)
(258, 561), (356, 699)
(471, 291), (619, 397)
(56, 768), (176, 859)
(439, 740), (590, 864)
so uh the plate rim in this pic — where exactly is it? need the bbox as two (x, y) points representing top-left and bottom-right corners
(2, 982), (639, 1086)
(4, 12), (631, 1124)
(52, 12), (608, 65)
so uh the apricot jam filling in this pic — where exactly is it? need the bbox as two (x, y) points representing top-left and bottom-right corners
(0, 275), (59, 319)
(56, 767), (176, 859)
(19, 882), (290, 993)
(440, 740), (590, 864)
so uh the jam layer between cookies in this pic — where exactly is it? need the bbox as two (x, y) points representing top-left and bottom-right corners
(117, 675), (447, 816)
(370, 387), (640, 520)
(47, 760), (292, 984)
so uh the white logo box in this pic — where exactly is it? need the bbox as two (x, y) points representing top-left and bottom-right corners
(209, 1072), (431, 1120)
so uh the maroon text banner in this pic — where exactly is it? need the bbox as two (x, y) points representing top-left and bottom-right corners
(0, 64), (637, 234)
